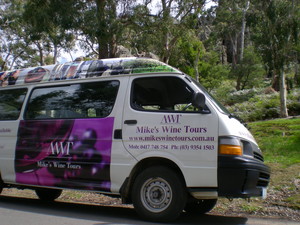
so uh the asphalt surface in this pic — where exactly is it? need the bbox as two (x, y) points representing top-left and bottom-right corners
(0, 195), (298, 225)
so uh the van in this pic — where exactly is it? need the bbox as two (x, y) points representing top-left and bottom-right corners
(0, 57), (270, 222)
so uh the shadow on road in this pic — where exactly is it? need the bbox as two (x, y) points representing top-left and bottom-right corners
(0, 195), (248, 225)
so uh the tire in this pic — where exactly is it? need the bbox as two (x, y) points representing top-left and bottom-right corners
(185, 198), (217, 214)
(0, 179), (4, 194)
(131, 166), (187, 222)
(35, 188), (62, 201)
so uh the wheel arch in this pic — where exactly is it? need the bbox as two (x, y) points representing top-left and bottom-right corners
(119, 157), (186, 204)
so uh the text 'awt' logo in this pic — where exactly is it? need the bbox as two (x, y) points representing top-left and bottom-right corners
(50, 141), (74, 156)
(160, 114), (182, 124)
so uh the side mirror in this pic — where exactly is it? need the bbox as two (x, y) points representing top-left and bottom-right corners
(192, 92), (210, 114)
(192, 92), (205, 108)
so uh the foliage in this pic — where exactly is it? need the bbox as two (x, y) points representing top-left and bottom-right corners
(198, 51), (231, 91)
(169, 31), (205, 79)
(211, 80), (236, 103)
(249, 118), (300, 165)
(227, 92), (279, 122)
(226, 88), (300, 122)
(0, 0), (34, 69)
(225, 88), (264, 105)
(251, 0), (300, 117)
(0, 0), (299, 122)
(287, 88), (300, 116)
(230, 46), (265, 90)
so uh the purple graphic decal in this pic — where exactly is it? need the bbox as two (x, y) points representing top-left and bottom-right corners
(15, 117), (114, 191)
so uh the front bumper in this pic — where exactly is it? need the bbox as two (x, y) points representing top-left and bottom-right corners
(218, 155), (270, 198)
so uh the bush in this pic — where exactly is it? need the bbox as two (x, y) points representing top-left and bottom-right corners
(211, 80), (236, 104)
(288, 88), (300, 116)
(226, 88), (264, 105)
(226, 89), (300, 122)
(227, 92), (280, 122)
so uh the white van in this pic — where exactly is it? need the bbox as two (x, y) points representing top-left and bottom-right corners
(0, 57), (270, 222)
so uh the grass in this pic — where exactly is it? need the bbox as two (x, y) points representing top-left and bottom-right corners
(248, 117), (300, 166)
(249, 117), (300, 212)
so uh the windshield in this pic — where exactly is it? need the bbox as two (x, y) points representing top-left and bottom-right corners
(191, 78), (231, 115)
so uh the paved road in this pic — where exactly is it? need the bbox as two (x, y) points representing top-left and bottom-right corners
(0, 195), (298, 225)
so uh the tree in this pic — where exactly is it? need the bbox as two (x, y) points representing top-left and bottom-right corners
(231, 46), (264, 90)
(214, 0), (247, 66)
(76, 0), (137, 59)
(253, 0), (300, 117)
(0, 0), (33, 69)
(124, 0), (206, 63)
(22, 0), (78, 64)
(169, 31), (205, 81)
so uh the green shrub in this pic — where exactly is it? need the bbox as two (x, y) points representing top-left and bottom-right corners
(226, 88), (264, 105)
(211, 80), (236, 104)
(227, 92), (280, 122)
(288, 89), (300, 116)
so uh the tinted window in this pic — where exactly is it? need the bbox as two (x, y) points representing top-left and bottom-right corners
(131, 77), (196, 112)
(25, 81), (119, 119)
(0, 88), (27, 120)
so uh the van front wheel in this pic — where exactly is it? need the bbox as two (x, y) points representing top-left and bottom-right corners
(132, 166), (186, 222)
(35, 188), (62, 201)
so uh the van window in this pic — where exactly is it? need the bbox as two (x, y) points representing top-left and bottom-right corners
(131, 77), (196, 112)
(25, 80), (119, 119)
(0, 88), (27, 120)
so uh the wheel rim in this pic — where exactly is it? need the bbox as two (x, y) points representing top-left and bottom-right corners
(140, 177), (172, 213)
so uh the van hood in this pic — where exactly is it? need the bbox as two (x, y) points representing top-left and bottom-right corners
(218, 113), (256, 144)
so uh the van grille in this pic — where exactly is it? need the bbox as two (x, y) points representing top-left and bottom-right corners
(257, 172), (270, 187)
(254, 152), (264, 162)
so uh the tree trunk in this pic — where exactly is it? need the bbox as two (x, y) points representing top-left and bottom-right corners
(295, 57), (300, 86)
(1, 52), (11, 71)
(53, 44), (58, 64)
(230, 34), (238, 68)
(239, 1), (250, 63)
(236, 74), (242, 91)
(35, 41), (45, 66)
(194, 49), (200, 81)
(95, 0), (109, 59)
(279, 68), (288, 118)
(109, 34), (118, 58)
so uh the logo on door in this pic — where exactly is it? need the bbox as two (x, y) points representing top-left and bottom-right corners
(160, 114), (182, 124)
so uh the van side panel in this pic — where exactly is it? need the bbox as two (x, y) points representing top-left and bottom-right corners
(0, 121), (19, 183)
(15, 118), (114, 191)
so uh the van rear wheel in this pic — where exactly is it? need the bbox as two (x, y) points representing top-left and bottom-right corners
(132, 166), (187, 222)
(185, 198), (217, 214)
(35, 188), (62, 201)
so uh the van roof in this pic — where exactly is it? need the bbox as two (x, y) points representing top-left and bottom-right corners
(0, 57), (182, 88)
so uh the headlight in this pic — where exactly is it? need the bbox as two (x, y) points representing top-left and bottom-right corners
(219, 137), (243, 156)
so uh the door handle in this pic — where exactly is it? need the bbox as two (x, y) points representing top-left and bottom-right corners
(124, 120), (137, 125)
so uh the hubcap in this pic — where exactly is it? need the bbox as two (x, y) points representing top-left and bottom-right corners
(141, 177), (172, 213)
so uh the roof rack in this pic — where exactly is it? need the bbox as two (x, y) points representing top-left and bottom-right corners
(0, 57), (181, 88)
